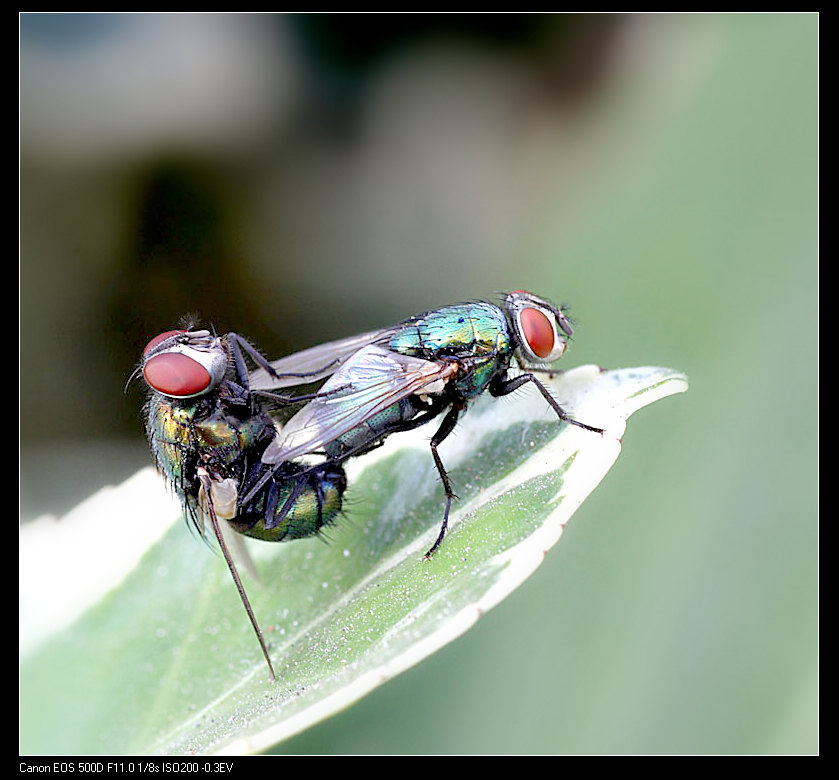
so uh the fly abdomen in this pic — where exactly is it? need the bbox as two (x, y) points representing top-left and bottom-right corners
(324, 396), (423, 461)
(231, 461), (347, 542)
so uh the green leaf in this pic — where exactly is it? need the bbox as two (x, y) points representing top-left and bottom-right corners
(20, 365), (687, 755)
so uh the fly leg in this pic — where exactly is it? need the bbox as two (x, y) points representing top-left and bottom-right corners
(228, 332), (331, 385)
(424, 404), (463, 559)
(490, 373), (604, 434)
(263, 474), (307, 536)
(227, 333), (347, 407)
(197, 467), (276, 681)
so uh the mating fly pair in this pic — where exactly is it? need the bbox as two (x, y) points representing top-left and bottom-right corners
(138, 290), (603, 679)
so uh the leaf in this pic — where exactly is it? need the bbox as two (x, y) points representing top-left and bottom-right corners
(19, 365), (687, 755)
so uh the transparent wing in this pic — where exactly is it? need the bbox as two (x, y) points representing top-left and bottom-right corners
(260, 344), (456, 464)
(248, 328), (398, 391)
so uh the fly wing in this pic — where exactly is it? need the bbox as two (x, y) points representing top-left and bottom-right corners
(260, 344), (456, 465)
(248, 329), (397, 390)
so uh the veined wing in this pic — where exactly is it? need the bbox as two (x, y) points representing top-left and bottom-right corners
(248, 328), (397, 391)
(260, 344), (456, 465)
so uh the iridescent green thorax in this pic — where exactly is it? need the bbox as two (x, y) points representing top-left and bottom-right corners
(138, 325), (354, 679)
(145, 394), (275, 519)
(388, 302), (514, 398)
(145, 390), (347, 543)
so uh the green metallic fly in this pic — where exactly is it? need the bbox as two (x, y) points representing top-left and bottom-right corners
(247, 290), (604, 558)
(138, 327), (351, 679)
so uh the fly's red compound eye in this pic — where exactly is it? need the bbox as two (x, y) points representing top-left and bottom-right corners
(519, 306), (556, 359)
(143, 352), (212, 397)
(141, 329), (226, 397)
(143, 330), (185, 356)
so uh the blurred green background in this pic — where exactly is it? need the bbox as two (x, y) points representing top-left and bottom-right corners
(20, 13), (817, 754)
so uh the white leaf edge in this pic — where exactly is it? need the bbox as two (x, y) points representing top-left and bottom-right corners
(19, 364), (688, 754)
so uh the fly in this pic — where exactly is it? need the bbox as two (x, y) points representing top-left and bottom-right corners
(246, 290), (604, 559)
(137, 326), (349, 680)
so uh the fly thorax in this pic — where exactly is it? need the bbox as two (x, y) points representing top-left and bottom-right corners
(192, 411), (274, 465)
(149, 398), (196, 445)
(194, 419), (241, 448)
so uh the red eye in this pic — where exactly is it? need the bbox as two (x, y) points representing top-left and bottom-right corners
(519, 307), (555, 359)
(143, 352), (211, 397)
(143, 330), (185, 356)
